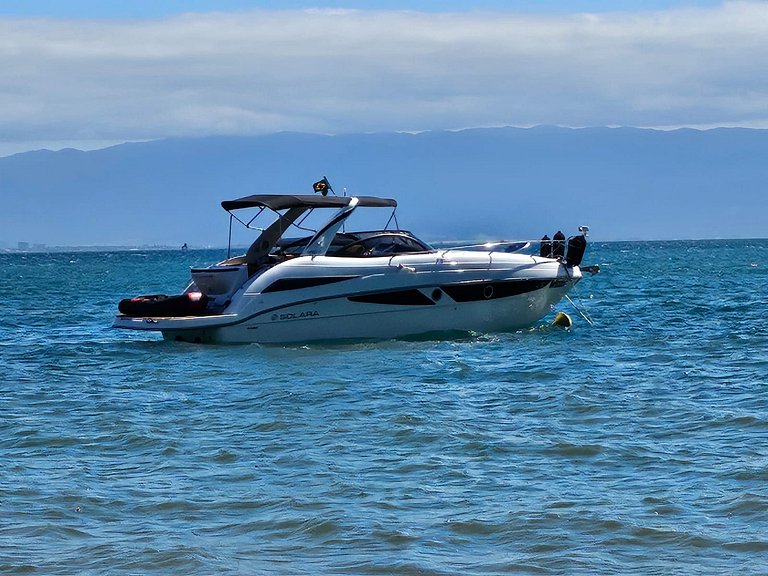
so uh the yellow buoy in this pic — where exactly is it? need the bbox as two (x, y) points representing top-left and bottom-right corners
(551, 311), (573, 328)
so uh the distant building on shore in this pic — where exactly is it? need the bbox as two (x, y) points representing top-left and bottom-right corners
(14, 242), (47, 252)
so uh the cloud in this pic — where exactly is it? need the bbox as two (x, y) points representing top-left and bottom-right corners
(1, 2), (768, 154)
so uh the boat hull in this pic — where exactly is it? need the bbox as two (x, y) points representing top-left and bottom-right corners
(114, 253), (583, 344)
(163, 282), (570, 343)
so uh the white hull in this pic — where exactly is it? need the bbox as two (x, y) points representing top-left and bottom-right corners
(115, 252), (582, 344)
(169, 285), (570, 344)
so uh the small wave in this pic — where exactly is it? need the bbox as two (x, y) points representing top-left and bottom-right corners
(543, 442), (604, 458)
(605, 525), (721, 549)
(719, 492), (768, 517)
(722, 540), (768, 552)
(445, 518), (503, 537)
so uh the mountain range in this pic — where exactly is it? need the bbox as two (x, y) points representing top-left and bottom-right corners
(1, 126), (766, 248)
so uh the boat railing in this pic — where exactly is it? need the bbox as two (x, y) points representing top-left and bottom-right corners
(439, 240), (533, 255)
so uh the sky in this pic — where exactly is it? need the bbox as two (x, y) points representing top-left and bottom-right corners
(1, 0), (766, 157)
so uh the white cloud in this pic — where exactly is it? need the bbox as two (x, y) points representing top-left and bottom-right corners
(2, 1), (768, 154)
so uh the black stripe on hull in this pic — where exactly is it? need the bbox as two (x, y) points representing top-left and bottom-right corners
(262, 276), (359, 293)
(348, 289), (435, 306)
(440, 279), (551, 302)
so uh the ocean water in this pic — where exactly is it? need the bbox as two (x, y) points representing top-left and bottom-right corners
(1, 240), (767, 575)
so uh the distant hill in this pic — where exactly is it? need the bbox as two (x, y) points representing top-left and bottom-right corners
(1, 126), (766, 247)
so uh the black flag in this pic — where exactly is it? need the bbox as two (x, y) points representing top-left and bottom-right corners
(312, 176), (333, 196)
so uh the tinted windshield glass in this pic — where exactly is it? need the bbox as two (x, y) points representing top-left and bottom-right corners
(331, 233), (432, 257)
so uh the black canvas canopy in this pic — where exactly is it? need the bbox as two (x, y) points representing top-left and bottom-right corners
(221, 194), (397, 212)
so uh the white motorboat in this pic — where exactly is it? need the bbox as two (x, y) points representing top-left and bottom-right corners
(113, 190), (591, 343)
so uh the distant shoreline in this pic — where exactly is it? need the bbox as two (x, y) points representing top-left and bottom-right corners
(2, 237), (767, 254)
(0, 245), (243, 254)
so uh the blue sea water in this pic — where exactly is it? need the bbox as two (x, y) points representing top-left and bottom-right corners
(1, 240), (767, 575)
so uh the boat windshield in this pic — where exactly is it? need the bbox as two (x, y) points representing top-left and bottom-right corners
(278, 231), (433, 258)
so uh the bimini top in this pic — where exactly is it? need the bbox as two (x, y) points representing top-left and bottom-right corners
(221, 194), (397, 211)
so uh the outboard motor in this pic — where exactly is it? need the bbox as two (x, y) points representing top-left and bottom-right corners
(565, 226), (590, 267)
(552, 231), (566, 259)
(565, 234), (587, 266)
(539, 235), (552, 258)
